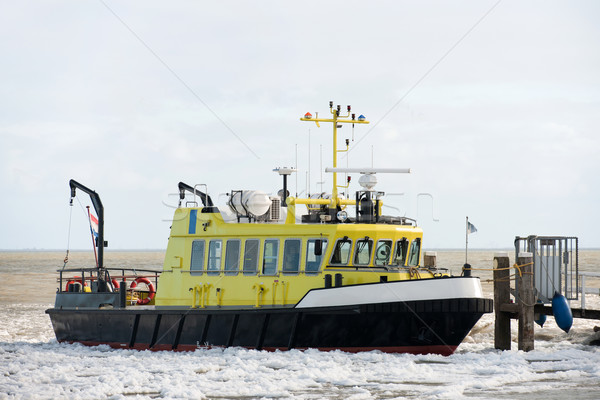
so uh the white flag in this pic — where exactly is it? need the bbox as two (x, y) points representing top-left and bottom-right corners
(467, 221), (477, 234)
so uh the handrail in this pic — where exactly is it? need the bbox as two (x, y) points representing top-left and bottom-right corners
(57, 267), (162, 274)
(57, 266), (161, 293)
(579, 272), (600, 310)
(178, 182), (214, 207)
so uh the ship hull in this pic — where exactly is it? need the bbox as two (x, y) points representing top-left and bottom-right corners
(46, 296), (492, 356)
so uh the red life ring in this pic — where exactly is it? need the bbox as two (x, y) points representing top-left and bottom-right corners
(65, 277), (87, 291)
(129, 277), (155, 305)
(111, 279), (122, 291)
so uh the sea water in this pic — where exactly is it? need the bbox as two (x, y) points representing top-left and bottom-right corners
(1, 250), (599, 399)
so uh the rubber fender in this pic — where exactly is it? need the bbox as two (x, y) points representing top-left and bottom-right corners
(534, 312), (547, 328)
(552, 291), (573, 333)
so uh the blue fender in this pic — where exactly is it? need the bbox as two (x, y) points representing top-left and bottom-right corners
(534, 312), (547, 328)
(552, 292), (573, 333)
(535, 300), (546, 327)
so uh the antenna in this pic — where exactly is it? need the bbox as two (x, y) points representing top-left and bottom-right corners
(308, 129), (311, 197)
(273, 167), (297, 207)
(305, 171), (308, 197)
(318, 144), (324, 193)
(345, 139), (349, 199)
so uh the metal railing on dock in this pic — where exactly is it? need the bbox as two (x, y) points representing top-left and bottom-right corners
(580, 272), (600, 310)
(514, 235), (578, 302)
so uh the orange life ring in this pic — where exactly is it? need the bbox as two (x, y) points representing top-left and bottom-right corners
(65, 277), (87, 291)
(111, 279), (121, 291)
(129, 277), (155, 305)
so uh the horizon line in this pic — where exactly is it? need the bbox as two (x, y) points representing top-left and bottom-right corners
(2, 247), (600, 252)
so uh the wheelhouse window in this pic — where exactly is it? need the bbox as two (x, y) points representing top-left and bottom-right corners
(207, 239), (222, 275)
(224, 239), (241, 275)
(306, 239), (328, 273)
(393, 238), (409, 266)
(243, 239), (260, 275)
(330, 238), (352, 265)
(354, 238), (373, 266)
(374, 240), (392, 267)
(262, 239), (279, 275)
(407, 238), (421, 267)
(282, 239), (301, 274)
(190, 240), (205, 275)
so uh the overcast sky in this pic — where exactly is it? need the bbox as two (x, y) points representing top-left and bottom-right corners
(1, 1), (599, 251)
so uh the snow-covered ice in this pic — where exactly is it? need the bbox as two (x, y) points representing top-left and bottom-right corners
(1, 304), (600, 400)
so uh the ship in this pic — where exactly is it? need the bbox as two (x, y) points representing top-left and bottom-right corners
(46, 102), (492, 355)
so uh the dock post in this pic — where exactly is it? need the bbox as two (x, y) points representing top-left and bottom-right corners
(494, 252), (511, 350)
(517, 252), (534, 351)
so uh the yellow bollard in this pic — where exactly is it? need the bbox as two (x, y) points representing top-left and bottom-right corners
(252, 284), (266, 308)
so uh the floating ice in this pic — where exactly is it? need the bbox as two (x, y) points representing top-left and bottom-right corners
(2, 303), (600, 400)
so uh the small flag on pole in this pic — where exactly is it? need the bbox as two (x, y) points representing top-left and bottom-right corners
(467, 221), (477, 234)
(90, 213), (99, 238)
(86, 206), (100, 268)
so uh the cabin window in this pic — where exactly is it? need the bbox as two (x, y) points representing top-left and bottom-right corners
(393, 238), (409, 266)
(190, 240), (205, 275)
(408, 238), (421, 267)
(330, 238), (352, 265)
(262, 239), (279, 275)
(306, 238), (328, 273)
(282, 239), (301, 274)
(354, 238), (373, 266)
(207, 239), (222, 275)
(374, 240), (392, 267)
(224, 239), (241, 275)
(243, 239), (259, 275)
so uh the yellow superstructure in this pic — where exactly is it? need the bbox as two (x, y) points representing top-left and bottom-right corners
(155, 207), (430, 308)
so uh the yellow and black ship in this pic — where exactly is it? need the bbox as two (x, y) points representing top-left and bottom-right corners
(47, 102), (492, 355)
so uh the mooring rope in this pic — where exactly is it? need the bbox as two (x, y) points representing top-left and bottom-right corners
(463, 262), (534, 277)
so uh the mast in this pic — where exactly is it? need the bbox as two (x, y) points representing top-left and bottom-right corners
(300, 101), (370, 207)
(307, 130), (310, 196)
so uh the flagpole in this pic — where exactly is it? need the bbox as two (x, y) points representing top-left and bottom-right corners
(87, 206), (99, 268)
(462, 216), (472, 277)
(465, 216), (469, 264)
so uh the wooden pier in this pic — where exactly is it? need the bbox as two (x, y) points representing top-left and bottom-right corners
(492, 252), (600, 351)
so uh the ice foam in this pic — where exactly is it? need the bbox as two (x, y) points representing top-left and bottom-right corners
(2, 300), (600, 399)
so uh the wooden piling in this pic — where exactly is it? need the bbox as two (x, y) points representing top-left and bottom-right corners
(494, 252), (511, 350)
(493, 249), (599, 351)
(517, 252), (534, 351)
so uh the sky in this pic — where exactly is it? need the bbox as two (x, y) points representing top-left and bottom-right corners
(1, 1), (599, 250)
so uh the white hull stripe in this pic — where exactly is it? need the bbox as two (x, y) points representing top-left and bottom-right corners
(295, 277), (484, 309)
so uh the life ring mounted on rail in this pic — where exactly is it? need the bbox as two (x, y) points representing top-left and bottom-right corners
(129, 277), (156, 305)
(65, 277), (87, 292)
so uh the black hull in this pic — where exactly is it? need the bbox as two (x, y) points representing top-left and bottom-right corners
(46, 297), (492, 356)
